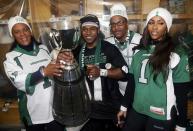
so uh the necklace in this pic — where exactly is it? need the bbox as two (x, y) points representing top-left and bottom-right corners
(79, 39), (102, 69)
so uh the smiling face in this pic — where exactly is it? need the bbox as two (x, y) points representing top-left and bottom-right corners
(12, 23), (32, 46)
(147, 16), (167, 41)
(81, 25), (99, 48)
(110, 15), (128, 41)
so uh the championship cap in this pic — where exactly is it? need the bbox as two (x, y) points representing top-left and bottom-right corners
(110, 3), (128, 20)
(146, 7), (173, 32)
(8, 16), (32, 37)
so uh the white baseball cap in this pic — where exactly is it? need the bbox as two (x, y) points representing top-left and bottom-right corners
(110, 3), (128, 20)
(146, 8), (173, 32)
(8, 16), (32, 37)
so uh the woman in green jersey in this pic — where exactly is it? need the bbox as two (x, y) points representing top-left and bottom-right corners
(117, 8), (191, 131)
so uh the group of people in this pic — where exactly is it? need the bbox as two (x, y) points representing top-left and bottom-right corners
(3, 2), (191, 131)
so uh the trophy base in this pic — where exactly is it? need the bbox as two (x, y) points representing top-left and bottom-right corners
(53, 59), (90, 126)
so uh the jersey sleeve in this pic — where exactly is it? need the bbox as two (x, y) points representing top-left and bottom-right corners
(4, 53), (35, 94)
(172, 53), (190, 83)
(129, 50), (139, 74)
(172, 53), (191, 128)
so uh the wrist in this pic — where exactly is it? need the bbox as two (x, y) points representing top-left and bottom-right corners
(120, 106), (127, 112)
(100, 69), (108, 77)
(40, 66), (45, 77)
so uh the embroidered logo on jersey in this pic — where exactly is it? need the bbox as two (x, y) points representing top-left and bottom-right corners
(150, 106), (165, 116)
(10, 71), (18, 82)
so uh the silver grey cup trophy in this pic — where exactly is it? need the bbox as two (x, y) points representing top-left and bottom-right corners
(49, 17), (90, 126)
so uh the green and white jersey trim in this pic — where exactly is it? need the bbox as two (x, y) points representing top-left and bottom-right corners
(105, 31), (141, 95)
(131, 48), (190, 120)
(105, 31), (141, 67)
(4, 44), (54, 125)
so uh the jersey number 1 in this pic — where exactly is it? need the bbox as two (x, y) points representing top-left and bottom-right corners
(139, 59), (148, 84)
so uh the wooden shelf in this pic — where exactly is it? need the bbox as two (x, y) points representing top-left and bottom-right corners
(172, 14), (193, 19)
(128, 14), (145, 20)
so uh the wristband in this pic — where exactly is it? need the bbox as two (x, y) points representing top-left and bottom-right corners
(100, 69), (108, 77)
(175, 125), (186, 131)
(120, 105), (127, 112)
(40, 66), (45, 77)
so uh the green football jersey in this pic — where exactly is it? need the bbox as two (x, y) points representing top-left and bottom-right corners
(130, 45), (190, 120)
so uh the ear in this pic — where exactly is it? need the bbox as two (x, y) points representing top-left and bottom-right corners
(125, 20), (128, 28)
(97, 28), (100, 34)
(30, 31), (33, 36)
(125, 24), (128, 30)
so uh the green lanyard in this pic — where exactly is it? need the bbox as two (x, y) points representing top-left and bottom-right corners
(79, 39), (102, 69)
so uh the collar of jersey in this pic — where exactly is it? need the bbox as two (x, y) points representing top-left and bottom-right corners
(14, 43), (39, 56)
(114, 31), (131, 50)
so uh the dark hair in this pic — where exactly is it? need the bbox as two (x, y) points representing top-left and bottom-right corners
(134, 27), (174, 81)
